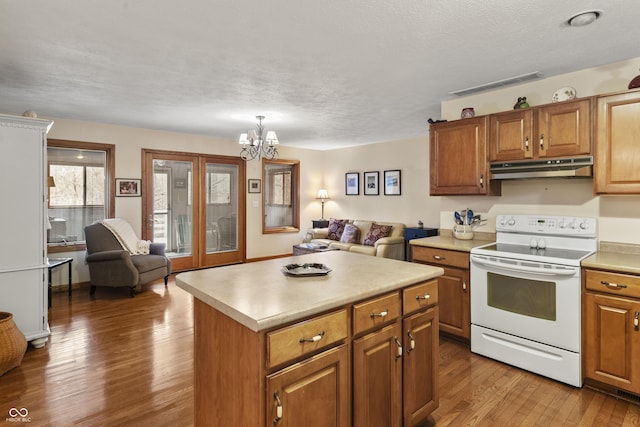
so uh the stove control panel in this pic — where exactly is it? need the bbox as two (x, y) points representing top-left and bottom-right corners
(496, 214), (597, 237)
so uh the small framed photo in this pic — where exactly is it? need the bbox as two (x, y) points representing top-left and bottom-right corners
(345, 172), (359, 195)
(248, 179), (261, 193)
(384, 170), (401, 196)
(364, 171), (379, 195)
(116, 178), (141, 197)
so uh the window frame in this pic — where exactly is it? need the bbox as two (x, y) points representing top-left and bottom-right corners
(262, 158), (300, 234)
(47, 139), (115, 253)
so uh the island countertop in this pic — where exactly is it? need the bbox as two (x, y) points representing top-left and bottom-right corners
(176, 250), (443, 332)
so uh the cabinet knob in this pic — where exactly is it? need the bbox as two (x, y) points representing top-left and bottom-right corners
(416, 293), (431, 301)
(635, 312), (639, 332)
(370, 309), (388, 319)
(540, 134), (545, 150)
(525, 136), (529, 151)
(394, 336), (403, 359)
(273, 390), (283, 425)
(407, 331), (415, 353)
(600, 280), (627, 289)
(299, 330), (325, 343)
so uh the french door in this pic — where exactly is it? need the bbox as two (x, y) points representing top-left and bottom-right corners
(142, 149), (245, 272)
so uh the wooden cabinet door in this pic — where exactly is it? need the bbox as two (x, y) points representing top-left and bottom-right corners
(583, 293), (640, 394)
(430, 117), (496, 195)
(490, 109), (534, 161)
(266, 344), (350, 427)
(438, 267), (470, 340)
(595, 90), (640, 194)
(353, 323), (403, 427)
(536, 98), (592, 158)
(403, 307), (439, 427)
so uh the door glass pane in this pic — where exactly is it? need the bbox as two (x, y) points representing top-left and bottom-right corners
(153, 159), (193, 257)
(205, 163), (238, 253)
(487, 272), (556, 321)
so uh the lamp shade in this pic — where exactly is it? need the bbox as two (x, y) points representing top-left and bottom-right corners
(316, 189), (329, 200)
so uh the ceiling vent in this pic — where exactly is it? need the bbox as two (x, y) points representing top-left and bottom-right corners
(449, 72), (544, 97)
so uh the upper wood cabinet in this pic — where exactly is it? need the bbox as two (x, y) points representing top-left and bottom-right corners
(430, 117), (500, 196)
(490, 98), (592, 161)
(595, 89), (640, 194)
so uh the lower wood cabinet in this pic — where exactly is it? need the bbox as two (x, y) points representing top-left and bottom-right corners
(267, 344), (351, 427)
(403, 306), (438, 426)
(412, 246), (470, 341)
(353, 323), (403, 427)
(583, 268), (640, 396)
(193, 280), (439, 427)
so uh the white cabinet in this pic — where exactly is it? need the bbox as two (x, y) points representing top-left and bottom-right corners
(0, 114), (52, 347)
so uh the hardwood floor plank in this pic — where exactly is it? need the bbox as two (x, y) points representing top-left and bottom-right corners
(1, 280), (638, 426)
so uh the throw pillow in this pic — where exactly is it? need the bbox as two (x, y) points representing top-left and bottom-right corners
(327, 218), (349, 241)
(363, 223), (392, 246)
(340, 223), (360, 244)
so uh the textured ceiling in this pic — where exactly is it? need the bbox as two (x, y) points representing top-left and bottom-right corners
(1, 0), (639, 149)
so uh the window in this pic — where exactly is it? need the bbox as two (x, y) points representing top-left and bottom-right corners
(263, 159), (299, 233)
(47, 140), (115, 248)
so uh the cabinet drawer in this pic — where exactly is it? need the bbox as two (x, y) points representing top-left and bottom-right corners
(267, 309), (348, 369)
(412, 246), (469, 269)
(403, 280), (438, 315)
(353, 292), (401, 336)
(585, 269), (640, 299)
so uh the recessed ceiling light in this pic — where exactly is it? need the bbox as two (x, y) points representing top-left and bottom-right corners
(567, 10), (602, 27)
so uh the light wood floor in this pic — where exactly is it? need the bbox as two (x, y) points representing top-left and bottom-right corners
(1, 276), (638, 426)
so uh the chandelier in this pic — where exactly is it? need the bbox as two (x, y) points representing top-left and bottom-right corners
(238, 115), (279, 160)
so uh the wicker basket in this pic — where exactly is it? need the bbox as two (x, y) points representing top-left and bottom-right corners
(0, 312), (28, 376)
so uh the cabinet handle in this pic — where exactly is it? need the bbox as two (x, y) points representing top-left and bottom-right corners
(299, 330), (325, 343)
(525, 136), (529, 151)
(479, 174), (484, 188)
(600, 280), (627, 289)
(462, 281), (468, 292)
(540, 134), (544, 150)
(635, 312), (639, 332)
(394, 336), (403, 359)
(273, 390), (283, 425)
(432, 255), (445, 261)
(415, 293), (431, 301)
(407, 331), (415, 353)
(370, 309), (388, 319)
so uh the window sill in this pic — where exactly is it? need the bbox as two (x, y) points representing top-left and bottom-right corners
(48, 242), (86, 253)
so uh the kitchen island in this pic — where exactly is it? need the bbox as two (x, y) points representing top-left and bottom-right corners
(177, 250), (444, 426)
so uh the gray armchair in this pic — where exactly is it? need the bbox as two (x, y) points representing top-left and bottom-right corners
(84, 222), (172, 297)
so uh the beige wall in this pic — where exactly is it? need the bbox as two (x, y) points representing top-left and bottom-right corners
(315, 135), (439, 230)
(45, 56), (640, 287)
(437, 56), (640, 245)
(45, 119), (325, 277)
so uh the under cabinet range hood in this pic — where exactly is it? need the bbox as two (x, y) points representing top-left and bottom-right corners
(490, 156), (593, 180)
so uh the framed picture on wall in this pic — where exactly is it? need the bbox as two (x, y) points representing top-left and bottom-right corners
(248, 179), (261, 193)
(345, 172), (359, 195)
(116, 178), (141, 197)
(364, 171), (379, 195)
(384, 170), (401, 195)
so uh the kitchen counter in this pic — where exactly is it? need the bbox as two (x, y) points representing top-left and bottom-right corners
(409, 232), (495, 253)
(176, 250), (444, 332)
(582, 251), (640, 275)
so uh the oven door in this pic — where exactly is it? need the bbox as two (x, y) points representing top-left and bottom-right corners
(470, 253), (581, 352)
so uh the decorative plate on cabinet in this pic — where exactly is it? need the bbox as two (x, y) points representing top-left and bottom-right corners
(552, 87), (576, 102)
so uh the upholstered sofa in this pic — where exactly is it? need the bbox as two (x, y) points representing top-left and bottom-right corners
(306, 219), (405, 260)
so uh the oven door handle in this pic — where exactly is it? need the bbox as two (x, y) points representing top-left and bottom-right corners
(470, 255), (578, 277)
